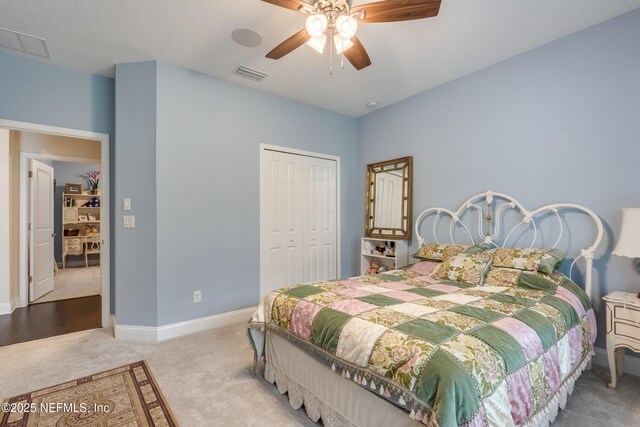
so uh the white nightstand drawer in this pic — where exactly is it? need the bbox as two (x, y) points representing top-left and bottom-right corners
(65, 238), (81, 246)
(613, 321), (640, 343)
(614, 305), (640, 324)
(65, 244), (82, 252)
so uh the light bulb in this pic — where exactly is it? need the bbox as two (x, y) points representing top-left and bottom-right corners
(307, 34), (327, 53)
(305, 14), (328, 38)
(336, 15), (357, 39)
(333, 34), (353, 54)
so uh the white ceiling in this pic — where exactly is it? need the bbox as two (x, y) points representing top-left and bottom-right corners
(1, 0), (639, 117)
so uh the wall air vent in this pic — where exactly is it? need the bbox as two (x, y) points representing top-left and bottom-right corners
(233, 65), (268, 82)
(0, 27), (50, 58)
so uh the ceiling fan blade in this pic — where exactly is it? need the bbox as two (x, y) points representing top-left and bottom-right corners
(261, 0), (308, 12)
(266, 29), (311, 59)
(352, 0), (441, 23)
(343, 36), (371, 70)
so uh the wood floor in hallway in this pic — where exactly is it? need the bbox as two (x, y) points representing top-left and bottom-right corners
(0, 295), (101, 346)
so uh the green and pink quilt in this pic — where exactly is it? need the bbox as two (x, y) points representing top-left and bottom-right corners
(249, 263), (596, 426)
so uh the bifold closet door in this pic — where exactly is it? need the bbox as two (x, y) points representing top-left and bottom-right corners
(303, 156), (337, 283)
(261, 149), (338, 297)
(261, 150), (305, 296)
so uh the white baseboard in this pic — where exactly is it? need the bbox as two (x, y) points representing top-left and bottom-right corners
(0, 302), (11, 315)
(114, 306), (256, 342)
(592, 346), (640, 377)
(114, 323), (158, 342)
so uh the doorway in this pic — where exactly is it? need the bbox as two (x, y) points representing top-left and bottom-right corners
(259, 144), (341, 298)
(29, 158), (102, 304)
(0, 119), (110, 335)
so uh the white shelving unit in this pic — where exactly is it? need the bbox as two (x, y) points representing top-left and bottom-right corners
(62, 191), (100, 268)
(360, 237), (408, 275)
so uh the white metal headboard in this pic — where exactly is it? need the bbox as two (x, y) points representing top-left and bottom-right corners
(414, 191), (603, 298)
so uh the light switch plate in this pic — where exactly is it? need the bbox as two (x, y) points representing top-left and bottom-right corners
(123, 198), (131, 211)
(123, 215), (135, 228)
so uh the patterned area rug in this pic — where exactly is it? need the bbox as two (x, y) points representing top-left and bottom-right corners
(0, 360), (178, 426)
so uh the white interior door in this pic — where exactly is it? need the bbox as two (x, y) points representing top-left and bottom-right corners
(260, 148), (338, 297)
(261, 150), (305, 297)
(304, 156), (337, 282)
(29, 159), (55, 302)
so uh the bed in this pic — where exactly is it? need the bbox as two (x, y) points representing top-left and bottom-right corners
(248, 191), (603, 427)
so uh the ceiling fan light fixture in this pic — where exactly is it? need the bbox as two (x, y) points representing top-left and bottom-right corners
(336, 15), (357, 39)
(333, 34), (353, 54)
(306, 14), (328, 37)
(307, 34), (327, 53)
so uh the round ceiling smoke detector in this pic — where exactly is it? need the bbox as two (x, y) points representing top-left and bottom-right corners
(366, 101), (380, 110)
(231, 29), (262, 48)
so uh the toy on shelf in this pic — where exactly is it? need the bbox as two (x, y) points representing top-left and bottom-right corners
(367, 261), (380, 275)
(384, 241), (396, 257)
(363, 240), (374, 255)
(374, 242), (386, 255)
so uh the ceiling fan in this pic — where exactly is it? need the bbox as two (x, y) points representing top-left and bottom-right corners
(262, 0), (442, 71)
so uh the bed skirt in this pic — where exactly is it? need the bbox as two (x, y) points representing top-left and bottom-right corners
(262, 328), (593, 427)
(265, 329), (421, 427)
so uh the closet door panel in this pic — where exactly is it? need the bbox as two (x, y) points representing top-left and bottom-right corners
(303, 157), (337, 282)
(261, 151), (304, 296)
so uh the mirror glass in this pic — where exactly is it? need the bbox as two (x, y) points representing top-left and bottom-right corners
(365, 156), (413, 240)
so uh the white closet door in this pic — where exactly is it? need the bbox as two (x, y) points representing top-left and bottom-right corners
(261, 148), (339, 298)
(261, 150), (305, 296)
(303, 156), (337, 283)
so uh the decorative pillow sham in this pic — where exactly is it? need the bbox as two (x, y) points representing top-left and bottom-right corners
(489, 248), (566, 274)
(517, 272), (559, 293)
(431, 252), (493, 286)
(484, 267), (522, 287)
(406, 260), (441, 276)
(412, 243), (489, 262)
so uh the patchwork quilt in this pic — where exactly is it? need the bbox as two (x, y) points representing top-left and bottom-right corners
(248, 265), (596, 427)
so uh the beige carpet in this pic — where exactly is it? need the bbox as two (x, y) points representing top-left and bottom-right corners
(0, 323), (637, 426)
(34, 266), (100, 304)
(1, 360), (177, 426)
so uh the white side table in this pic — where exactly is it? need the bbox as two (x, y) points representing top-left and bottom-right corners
(603, 291), (640, 388)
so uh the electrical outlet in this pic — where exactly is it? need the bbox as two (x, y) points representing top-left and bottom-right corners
(193, 290), (202, 303)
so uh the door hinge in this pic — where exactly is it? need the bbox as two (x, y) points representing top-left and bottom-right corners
(28, 223), (32, 231)
(28, 275), (33, 283)
(28, 171), (33, 178)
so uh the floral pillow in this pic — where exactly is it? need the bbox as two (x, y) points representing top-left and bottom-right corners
(484, 267), (522, 287)
(413, 243), (491, 262)
(413, 243), (470, 261)
(431, 252), (493, 286)
(489, 248), (566, 274)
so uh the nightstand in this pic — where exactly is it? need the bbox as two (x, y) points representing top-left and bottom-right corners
(603, 291), (640, 388)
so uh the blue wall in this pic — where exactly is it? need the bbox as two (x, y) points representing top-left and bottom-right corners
(114, 61), (159, 326)
(0, 51), (115, 311)
(0, 52), (114, 134)
(357, 9), (640, 349)
(114, 61), (358, 327)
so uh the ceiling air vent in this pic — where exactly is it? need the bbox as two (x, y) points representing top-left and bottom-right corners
(0, 27), (50, 58)
(233, 65), (268, 82)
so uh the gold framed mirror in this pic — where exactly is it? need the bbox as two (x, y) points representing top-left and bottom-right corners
(365, 156), (413, 240)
